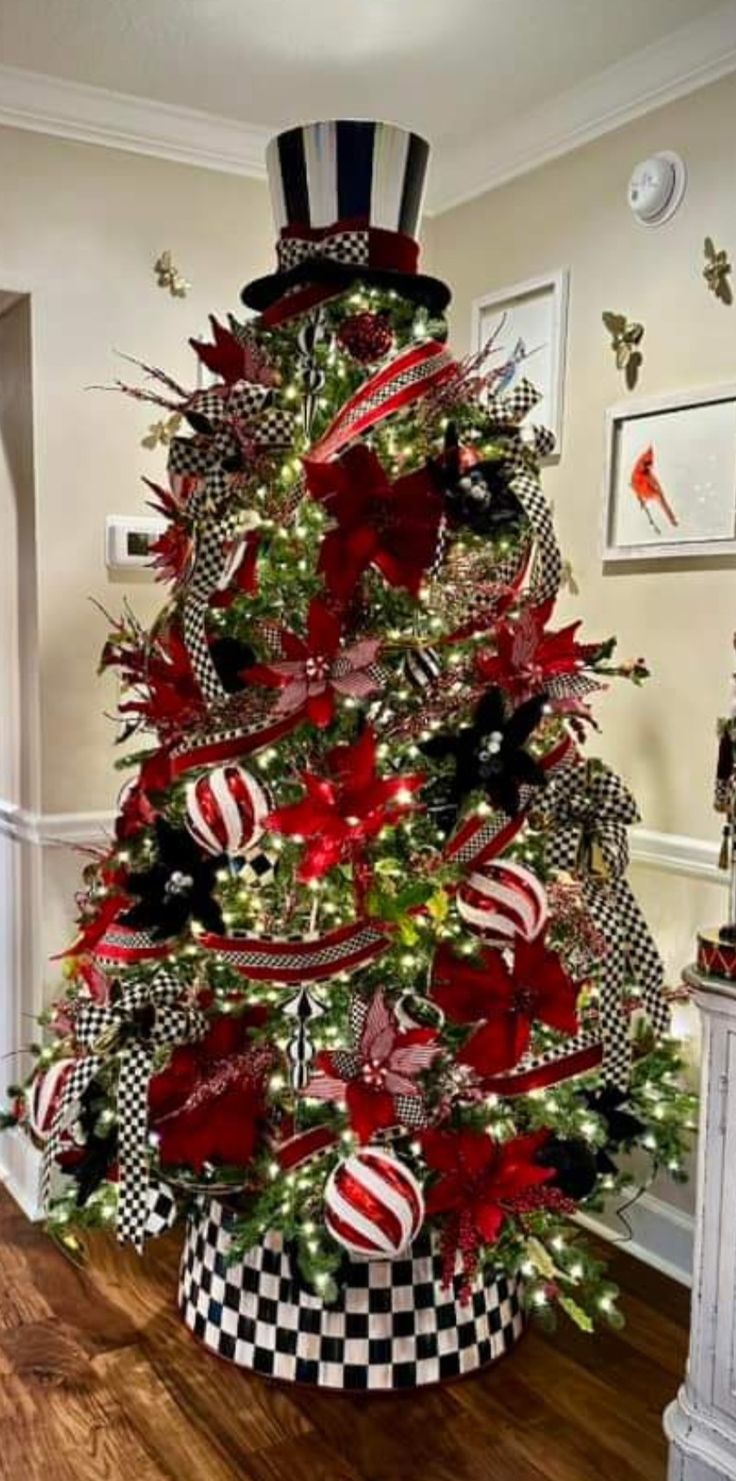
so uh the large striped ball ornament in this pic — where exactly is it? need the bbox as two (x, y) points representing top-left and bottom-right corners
(324, 1148), (424, 1258)
(457, 861), (547, 943)
(185, 765), (269, 858)
(26, 1058), (76, 1146)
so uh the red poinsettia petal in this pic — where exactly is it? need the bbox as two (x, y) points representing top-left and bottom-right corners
(307, 597), (342, 658)
(458, 1016), (522, 1075)
(345, 1081), (396, 1143)
(430, 944), (514, 1024)
(474, 1200), (505, 1243)
(306, 687), (335, 729)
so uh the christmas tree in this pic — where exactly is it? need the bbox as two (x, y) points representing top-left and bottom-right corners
(6, 121), (695, 1385)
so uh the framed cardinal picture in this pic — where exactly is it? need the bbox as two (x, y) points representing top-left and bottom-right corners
(471, 268), (569, 455)
(603, 384), (736, 562)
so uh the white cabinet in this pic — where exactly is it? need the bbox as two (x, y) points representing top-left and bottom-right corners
(665, 969), (736, 1481)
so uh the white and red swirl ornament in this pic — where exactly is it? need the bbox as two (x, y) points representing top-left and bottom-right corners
(185, 764), (269, 857)
(457, 860), (548, 944)
(27, 1058), (77, 1147)
(324, 1147), (424, 1257)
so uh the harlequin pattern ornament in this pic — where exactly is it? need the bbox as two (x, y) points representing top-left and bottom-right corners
(185, 764), (269, 857)
(336, 311), (394, 364)
(457, 861), (548, 943)
(27, 1058), (77, 1146)
(324, 1146), (424, 1257)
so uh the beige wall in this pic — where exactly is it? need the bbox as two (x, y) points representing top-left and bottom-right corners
(427, 72), (736, 857)
(0, 125), (272, 816)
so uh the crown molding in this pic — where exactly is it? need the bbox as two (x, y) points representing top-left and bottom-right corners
(426, 2), (736, 213)
(1, 8), (735, 207)
(0, 63), (271, 178)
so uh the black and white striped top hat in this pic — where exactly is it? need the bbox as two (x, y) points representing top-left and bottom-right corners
(241, 120), (450, 323)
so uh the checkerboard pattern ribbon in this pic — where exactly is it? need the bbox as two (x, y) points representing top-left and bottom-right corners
(42, 971), (207, 1251)
(542, 757), (671, 1088)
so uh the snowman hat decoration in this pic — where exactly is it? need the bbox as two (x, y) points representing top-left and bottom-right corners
(242, 119), (451, 323)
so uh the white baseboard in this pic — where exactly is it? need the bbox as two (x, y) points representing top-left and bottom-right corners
(0, 1129), (42, 1221)
(578, 1188), (694, 1287)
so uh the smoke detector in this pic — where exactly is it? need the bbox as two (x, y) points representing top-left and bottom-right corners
(627, 152), (686, 227)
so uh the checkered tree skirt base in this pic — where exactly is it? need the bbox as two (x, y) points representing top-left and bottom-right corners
(178, 1198), (523, 1390)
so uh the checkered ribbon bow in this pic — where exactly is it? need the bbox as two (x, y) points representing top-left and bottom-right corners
(542, 759), (670, 1088)
(42, 971), (207, 1251)
(277, 229), (369, 273)
(479, 379), (562, 605)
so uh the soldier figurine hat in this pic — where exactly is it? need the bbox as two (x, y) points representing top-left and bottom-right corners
(241, 120), (451, 324)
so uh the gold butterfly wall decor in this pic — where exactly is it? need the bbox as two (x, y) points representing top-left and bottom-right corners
(154, 250), (190, 299)
(602, 311), (644, 390)
(703, 237), (732, 305)
(141, 414), (183, 450)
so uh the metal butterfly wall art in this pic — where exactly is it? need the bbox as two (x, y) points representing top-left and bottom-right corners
(154, 250), (191, 299)
(602, 311), (644, 390)
(703, 237), (732, 305)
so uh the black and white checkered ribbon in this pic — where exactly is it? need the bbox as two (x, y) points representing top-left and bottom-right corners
(42, 971), (207, 1251)
(542, 758), (670, 1087)
(277, 229), (370, 273)
(477, 379), (562, 606)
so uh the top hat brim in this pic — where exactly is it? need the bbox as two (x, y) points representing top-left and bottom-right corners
(241, 257), (451, 317)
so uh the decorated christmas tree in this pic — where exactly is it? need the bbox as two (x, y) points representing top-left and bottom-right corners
(6, 121), (695, 1390)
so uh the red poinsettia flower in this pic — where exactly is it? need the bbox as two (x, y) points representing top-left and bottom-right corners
(144, 479), (194, 588)
(305, 988), (440, 1141)
(421, 1127), (554, 1250)
(148, 1004), (273, 1173)
(265, 727), (426, 881)
(189, 315), (278, 387)
(245, 596), (381, 728)
(430, 936), (579, 1077)
(476, 599), (598, 702)
(101, 623), (206, 739)
(115, 747), (172, 841)
(304, 443), (444, 602)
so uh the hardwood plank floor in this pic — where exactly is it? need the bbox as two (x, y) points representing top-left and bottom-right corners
(0, 1187), (688, 1481)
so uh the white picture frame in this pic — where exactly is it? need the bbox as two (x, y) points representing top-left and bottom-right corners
(471, 268), (569, 456)
(602, 384), (736, 563)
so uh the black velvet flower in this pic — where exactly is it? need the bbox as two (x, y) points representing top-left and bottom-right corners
(421, 686), (547, 821)
(583, 1086), (645, 1177)
(536, 1136), (599, 1202)
(430, 423), (523, 537)
(121, 818), (225, 939)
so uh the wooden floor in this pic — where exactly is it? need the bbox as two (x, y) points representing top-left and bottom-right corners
(0, 1186), (687, 1481)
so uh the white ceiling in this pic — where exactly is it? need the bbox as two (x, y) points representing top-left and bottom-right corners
(0, 0), (735, 211)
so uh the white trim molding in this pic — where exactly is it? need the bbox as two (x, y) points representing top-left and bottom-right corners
(630, 828), (723, 884)
(0, 5), (735, 210)
(428, 2), (736, 212)
(0, 804), (726, 883)
(0, 63), (271, 179)
(578, 1189), (694, 1288)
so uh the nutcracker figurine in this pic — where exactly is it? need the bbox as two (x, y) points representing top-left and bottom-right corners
(696, 633), (736, 975)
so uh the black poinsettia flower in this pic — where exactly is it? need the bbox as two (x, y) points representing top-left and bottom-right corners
(421, 687), (547, 821)
(583, 1086), (645, 1177)
(121, 818), (225, 939)
(429, 423), (523, 537)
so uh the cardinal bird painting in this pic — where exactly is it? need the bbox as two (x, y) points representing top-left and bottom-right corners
(630, 444), (679, 532)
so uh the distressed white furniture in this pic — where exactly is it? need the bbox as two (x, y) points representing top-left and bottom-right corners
(665, 966), (736, 1481)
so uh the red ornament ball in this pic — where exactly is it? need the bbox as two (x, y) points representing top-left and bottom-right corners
(324, 1146), (424, 1257)
(337, 312), (394, 365)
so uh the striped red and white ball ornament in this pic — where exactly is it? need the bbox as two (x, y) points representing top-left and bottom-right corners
(185, 764), (269, 858)
(26, 1058), (76, 1147)
(457, 860), (547, 943)
(324, 1147), (424, 1258)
